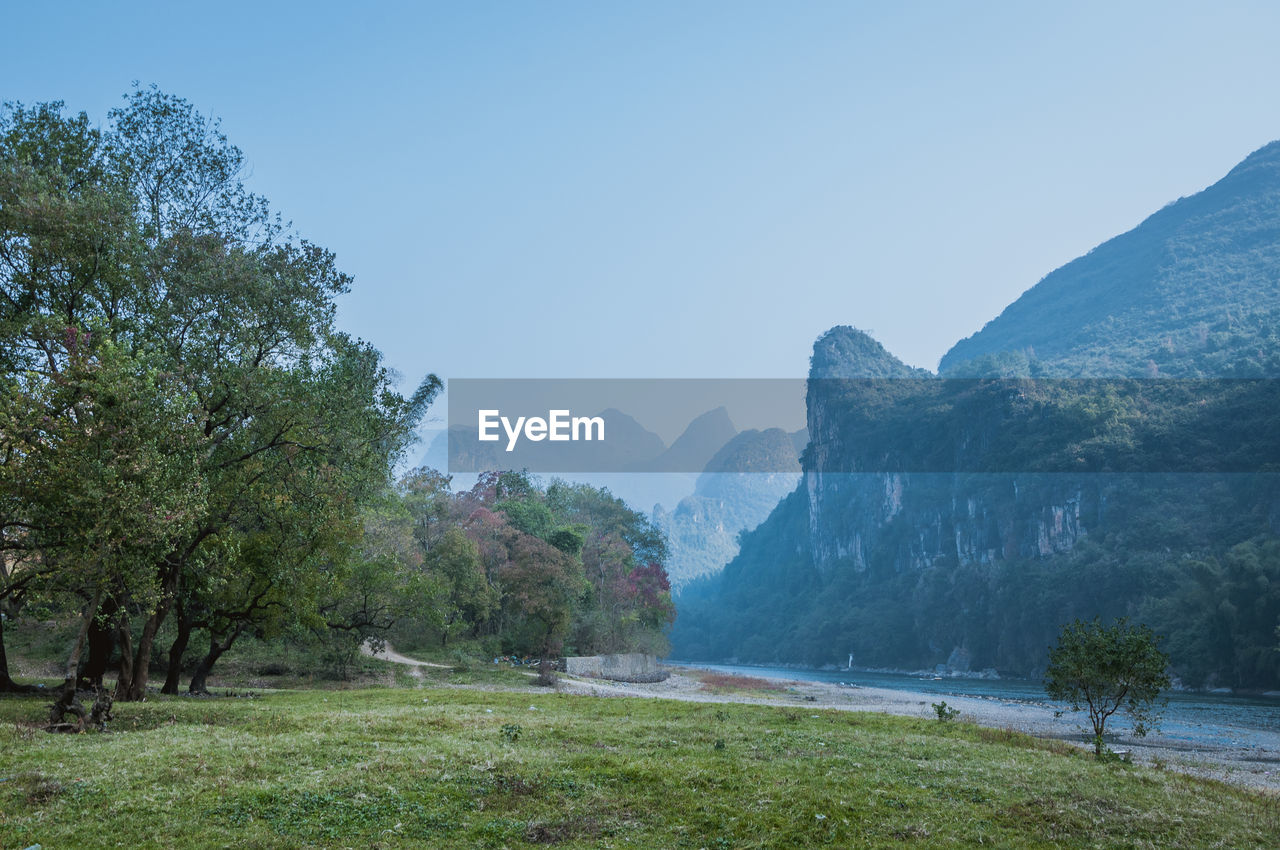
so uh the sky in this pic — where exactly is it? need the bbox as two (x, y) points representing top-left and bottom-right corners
(6, 1), (1280, 405)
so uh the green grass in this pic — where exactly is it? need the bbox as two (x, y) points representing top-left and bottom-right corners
(0, 685), (1276, 849)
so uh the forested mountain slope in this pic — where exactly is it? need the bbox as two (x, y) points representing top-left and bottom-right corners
(674, 145), (1280, 690)
(942, 141), (1280, 378)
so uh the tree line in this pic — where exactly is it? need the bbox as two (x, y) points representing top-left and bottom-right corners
(0, 89), (673, 714)
(381, 470), (674, 666)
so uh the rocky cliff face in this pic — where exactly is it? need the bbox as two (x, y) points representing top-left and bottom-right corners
(673, 326), (1280, 680)
(802, 329), (1092, 577)
(803, 471), (1091, 575)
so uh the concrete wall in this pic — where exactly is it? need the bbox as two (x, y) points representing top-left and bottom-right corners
(564, 653), (666, 683)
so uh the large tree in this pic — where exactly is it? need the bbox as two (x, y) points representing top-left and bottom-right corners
(0, 88), (438, 698)
(4, 339), (204, 718)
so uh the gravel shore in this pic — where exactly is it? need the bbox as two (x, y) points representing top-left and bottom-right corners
(552, 665), (1280, 794)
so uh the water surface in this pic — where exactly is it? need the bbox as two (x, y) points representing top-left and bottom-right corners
(676, 661), (1280, 751)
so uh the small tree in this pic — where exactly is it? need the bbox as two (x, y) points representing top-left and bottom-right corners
(1045, 617), (1171, 757)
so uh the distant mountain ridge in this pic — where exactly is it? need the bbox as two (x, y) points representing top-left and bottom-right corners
(646, 407), (738, 472)
(941, 140), (1280, 377)
(654, 426), (804, 589)
(430, 404), (800, 476)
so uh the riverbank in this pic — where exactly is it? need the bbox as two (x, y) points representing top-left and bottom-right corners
(554, 664), (1280, 793)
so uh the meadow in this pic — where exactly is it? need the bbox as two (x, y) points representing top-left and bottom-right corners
(1, 665), (1277, 849)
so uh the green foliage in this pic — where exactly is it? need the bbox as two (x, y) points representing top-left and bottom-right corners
(493, 497), (554, 540)
(810, 326), (933, 380)
(803, 376), (1280, 475)
(2, 340), (205, 607)
(380, 470), (675, 662)
(0, 88), (671, 691)
(0, 89), (437, 695)
(424, 527), (497, 645)
(1045, 618), (1171, 756)
(1144, 539), (1280, 688)
(932, 701), (961, 722)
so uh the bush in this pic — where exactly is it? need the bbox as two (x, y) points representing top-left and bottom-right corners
(932, 701), (961, 722)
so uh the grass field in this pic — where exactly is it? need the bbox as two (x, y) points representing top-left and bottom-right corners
(1, 672), (1277, 849)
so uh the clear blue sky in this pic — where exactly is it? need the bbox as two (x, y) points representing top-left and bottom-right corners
(6, 1), (1280, 393)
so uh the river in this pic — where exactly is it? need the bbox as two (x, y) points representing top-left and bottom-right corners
(675, 661), (1280, 752)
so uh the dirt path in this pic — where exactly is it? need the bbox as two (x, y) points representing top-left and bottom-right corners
(359, 641), (452, 671)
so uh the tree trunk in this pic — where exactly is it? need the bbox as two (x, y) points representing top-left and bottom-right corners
(116, 567), (177, 701)
(0, 606), (28, 692)
(0, 550), (28, 693)
(118, 604), (163, 700)
(0, 613), (12, 690)
(81, 596), (118, 690)
(49, 592), (100, 729)
(188, 624), (243, 695)
(161, 603), (195, 695)
(114, 606), (135, 699)
(535, 624), (558, 686)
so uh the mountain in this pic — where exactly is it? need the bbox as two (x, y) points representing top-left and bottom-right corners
(642, 407), (738, 472)
(811, 326), (933, 379)
(654, 428), (802, 589)
(412, 428), (450, 474)
(673, 143), (1280, 689)
(704, 427), (804, 474)
(941, 141), (1280, 378)
(600, 408), (668, 470)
